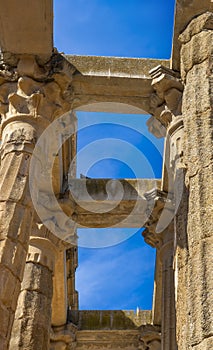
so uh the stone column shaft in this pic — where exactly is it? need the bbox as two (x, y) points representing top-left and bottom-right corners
(143, 189), (177, 350)
(52, 250), (68, 327)
(9, 262), (53, 350)
(146, 64), (184, 350)
(0, 131), (35, 349)
(144, 223), (177, 350)
(160, 240), (176, 350)
(177, 12), (213, 349)
(66, 246), (78, 311)
(0, 54), (73, 349)
(9, 232), (58, 350)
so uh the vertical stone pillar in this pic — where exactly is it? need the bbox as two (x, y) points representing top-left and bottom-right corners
(0, 54), (74, 348)
(51, 250), (68, 328)
(177, 12), (213, 349)
(146, 63), (188, 349)
(50, 246), (78, 349)
(9, 236), (55, 350)
(151, 249), (162, 327)
(9, 219), (70, 350)
(143, 199), (176, 350)
(146, 64), (185, 349)
(159, 226), (176, 350)
(0, 73), (36, 348)
(66, 245), (79, 311)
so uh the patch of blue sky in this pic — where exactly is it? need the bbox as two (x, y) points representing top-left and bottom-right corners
(76, 112), (164, 179)
(76, 228), (156, 310)
(54, 0), (175, 310)
(54, 0), (175, 58)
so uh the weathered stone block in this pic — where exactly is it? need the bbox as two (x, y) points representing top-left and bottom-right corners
(0, 336), (7, 350)
(10, 289), (52, 350)
(0, 302), (11, 338)
(192, 337), (213, 350)
(182, 60), (212, 116)
(0, 239), (26, 278)
(21, 262), (53, 299)
(0, 152), (30, 203)
(186, 239), (213, 346)
(0, 266), (21, 309)
(0, 202), (31, 247)
(180, 31), (213, 80)
(179, 12), (213, 44)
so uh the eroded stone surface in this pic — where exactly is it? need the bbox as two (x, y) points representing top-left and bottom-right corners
(176, 10), (213, 350)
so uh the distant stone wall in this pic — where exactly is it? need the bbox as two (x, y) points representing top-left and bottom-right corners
(50, 310), (161, 350)
(69, 310), (152, 330)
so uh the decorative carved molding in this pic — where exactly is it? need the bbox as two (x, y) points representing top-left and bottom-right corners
(139, 325), (161, 350)
(50, 324), (77, 350)
(147, 65), (183, 136)
(0, 54), (76, 158)
(143, 188), (174, 249)
(27, 214), (73, 273)
(0, 54), (78, 241)
(27, 236), (58, 272)
(146, 115), (166, 138)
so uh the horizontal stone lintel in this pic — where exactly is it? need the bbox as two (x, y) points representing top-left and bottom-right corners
(60, 179), (168, 228)
(66, 55), (170, 79)
(65, 55), (170, 113)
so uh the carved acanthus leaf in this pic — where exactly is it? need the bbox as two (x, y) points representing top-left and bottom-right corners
(0, 54), (76, 157)
(0, 54), (75, 122)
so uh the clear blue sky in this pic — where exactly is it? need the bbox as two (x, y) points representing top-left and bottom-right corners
(54, 0), (176, 310)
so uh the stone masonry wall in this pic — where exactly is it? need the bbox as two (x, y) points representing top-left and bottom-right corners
(177, 12), (213, 350)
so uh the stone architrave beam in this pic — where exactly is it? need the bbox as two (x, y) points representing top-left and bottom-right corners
(0, 0), (53, 63)
(59, 179), (171, 228)
(65, 55), (170, 114)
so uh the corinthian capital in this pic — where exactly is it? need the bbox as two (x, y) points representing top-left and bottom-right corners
(147, 65), (183, 134)
(0, 53), (76, 157)
(0, 54), (75, 120)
